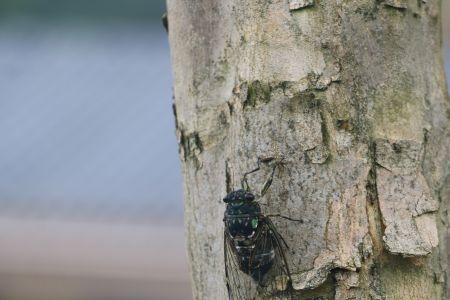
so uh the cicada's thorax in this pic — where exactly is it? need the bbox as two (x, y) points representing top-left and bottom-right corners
(224, 198), (275, 281)
(224, 201), (260, 240)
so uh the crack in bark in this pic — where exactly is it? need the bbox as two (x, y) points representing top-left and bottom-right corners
(366, 152), (378, 205)
(178, 129), (204, 169)
(225, 160), (232, 193)
(383, 0), (408, 10)
(239, 75), (341, 111)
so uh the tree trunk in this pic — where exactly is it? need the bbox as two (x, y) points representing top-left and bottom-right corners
(166, 0), (450, 299)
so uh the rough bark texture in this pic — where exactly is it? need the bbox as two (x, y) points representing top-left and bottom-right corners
(167, 0), (450, 299)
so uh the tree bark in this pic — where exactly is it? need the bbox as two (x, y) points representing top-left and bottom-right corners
(166, 0), (450, 299)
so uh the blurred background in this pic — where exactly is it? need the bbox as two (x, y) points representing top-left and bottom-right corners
(0, 1), (448, 300)
(0, 1), (189, 300)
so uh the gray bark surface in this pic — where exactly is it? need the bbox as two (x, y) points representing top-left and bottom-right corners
(166, 0), (450, 299)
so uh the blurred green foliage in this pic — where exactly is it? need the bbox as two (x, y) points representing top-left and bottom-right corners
(0, 0), (166, 22)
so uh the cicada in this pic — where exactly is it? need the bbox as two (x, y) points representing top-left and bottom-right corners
(223, 158), (301, 299)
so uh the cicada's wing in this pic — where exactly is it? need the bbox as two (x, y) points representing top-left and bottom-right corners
(224, 231), (258, 300)
(252, 218), (294, 300)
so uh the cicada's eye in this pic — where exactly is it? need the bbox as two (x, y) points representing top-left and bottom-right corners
(251, 218), (258, 229)
(245, 193), (255, 201)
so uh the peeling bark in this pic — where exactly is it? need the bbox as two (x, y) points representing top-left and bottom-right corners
(167, 0), (450, 299)
(289, 0), (315, 11)
(375, 138), (440, 256)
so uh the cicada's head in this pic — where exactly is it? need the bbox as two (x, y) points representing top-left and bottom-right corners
(223, 189), (255, 206)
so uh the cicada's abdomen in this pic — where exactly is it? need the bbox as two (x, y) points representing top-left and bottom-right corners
(236, 239), (275, 281)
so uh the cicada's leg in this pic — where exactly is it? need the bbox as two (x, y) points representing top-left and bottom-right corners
(241, 156), (281, 194)
(260, 157), (286, 197)
(260, 164), (276, 197)
(241, 162), (261, 192)
(265, 214), (303, 223)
